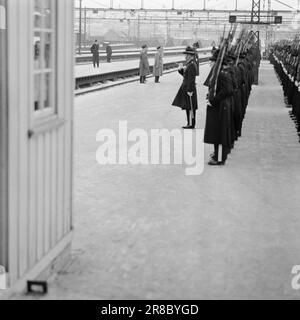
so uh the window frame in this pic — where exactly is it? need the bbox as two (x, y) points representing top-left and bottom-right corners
(32, 0), (57, 123)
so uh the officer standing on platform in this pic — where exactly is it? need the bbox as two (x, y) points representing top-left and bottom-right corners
(172, 46), (198, 129)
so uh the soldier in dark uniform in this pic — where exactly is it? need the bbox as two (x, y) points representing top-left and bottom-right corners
(227, 54), (244, 140)
(237, 55), (248, 123)
(271, 42), (300, 142)
(172, 46), (198, 129)
(204, 51), (234, 165)
(91, 40), (100, 68)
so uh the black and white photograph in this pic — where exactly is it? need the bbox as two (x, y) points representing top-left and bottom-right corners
(1, 0), (300, 304)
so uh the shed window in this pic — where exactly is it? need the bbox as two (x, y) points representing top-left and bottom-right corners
(33, 0), (56, 115)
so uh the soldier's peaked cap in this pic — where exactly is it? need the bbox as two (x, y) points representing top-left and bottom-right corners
(209, 49), (220, 61)
(226, 53), (237, 60)
(183, 46), (196, 55)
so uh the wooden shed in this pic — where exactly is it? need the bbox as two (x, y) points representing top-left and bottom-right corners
(0, 0), (74, 295)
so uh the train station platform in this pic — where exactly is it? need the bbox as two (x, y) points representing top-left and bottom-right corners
(13, 61), (300, 299)
(75, 53), (209, 78)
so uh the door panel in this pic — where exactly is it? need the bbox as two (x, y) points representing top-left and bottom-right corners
(0, 0), (8, 270)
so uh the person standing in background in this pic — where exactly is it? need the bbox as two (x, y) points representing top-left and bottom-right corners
(153, 46), (164, 83)
(91, 40), (100, 68)
(106, 43), (112, 63)
(139, 44), (150, 84)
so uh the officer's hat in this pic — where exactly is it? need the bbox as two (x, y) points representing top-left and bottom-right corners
(183, 46), (196, 55)
(226, 53), (237, 61)
(209, 49), (220, 61)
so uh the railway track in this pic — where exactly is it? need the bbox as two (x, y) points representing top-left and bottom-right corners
(75, 56), (211, 95)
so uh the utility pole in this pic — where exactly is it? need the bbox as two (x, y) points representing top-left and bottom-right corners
(267, 0), (271, 23)
(137, 12), (140, 46)
(251, 0), (261, 24)
(203, 0), (206, 10)
(251, 0), (261, 85)
(265, 0), (272, 50)
(128, 20), (131, 40)
(166, 20), (171, 44)
(251, 0), (261, 45)
(235, 0), (238, 11)
(84, 7), (87, 48)
(172, 0), (175, 10)
(78, 0), (82, 54)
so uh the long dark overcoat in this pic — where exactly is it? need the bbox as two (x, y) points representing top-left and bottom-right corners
(204, 69), (234, 147)
(292, 85), (300, 123)
(172, 60), (198, 110)
(139, 51), (150, 76)
(153, 50), (164, 76)
(106, 45), (112, 58)
(228, 66), (242, 140)
(238, 62), (248, 115)
(91, 43), (100, 63)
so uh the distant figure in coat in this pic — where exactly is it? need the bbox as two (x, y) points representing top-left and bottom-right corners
(91, 40), (100, 68)
(172, 46), (198, 129)
(139, 44), (150, 84)
(153, 46), (164, 83)
(106, 43), (112, 63)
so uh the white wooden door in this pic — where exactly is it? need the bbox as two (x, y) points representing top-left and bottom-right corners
(6, 0), (74, 286)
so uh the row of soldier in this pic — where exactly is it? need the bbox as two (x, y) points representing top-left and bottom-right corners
(172, 30), (261, 166)
(270, 41), (300, 142)
(204, 45), (260, 165)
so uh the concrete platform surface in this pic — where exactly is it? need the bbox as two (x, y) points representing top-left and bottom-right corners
(12, 62), (300, 300)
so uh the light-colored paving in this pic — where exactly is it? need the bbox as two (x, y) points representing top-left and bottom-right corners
(13, 61), (300, 300)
